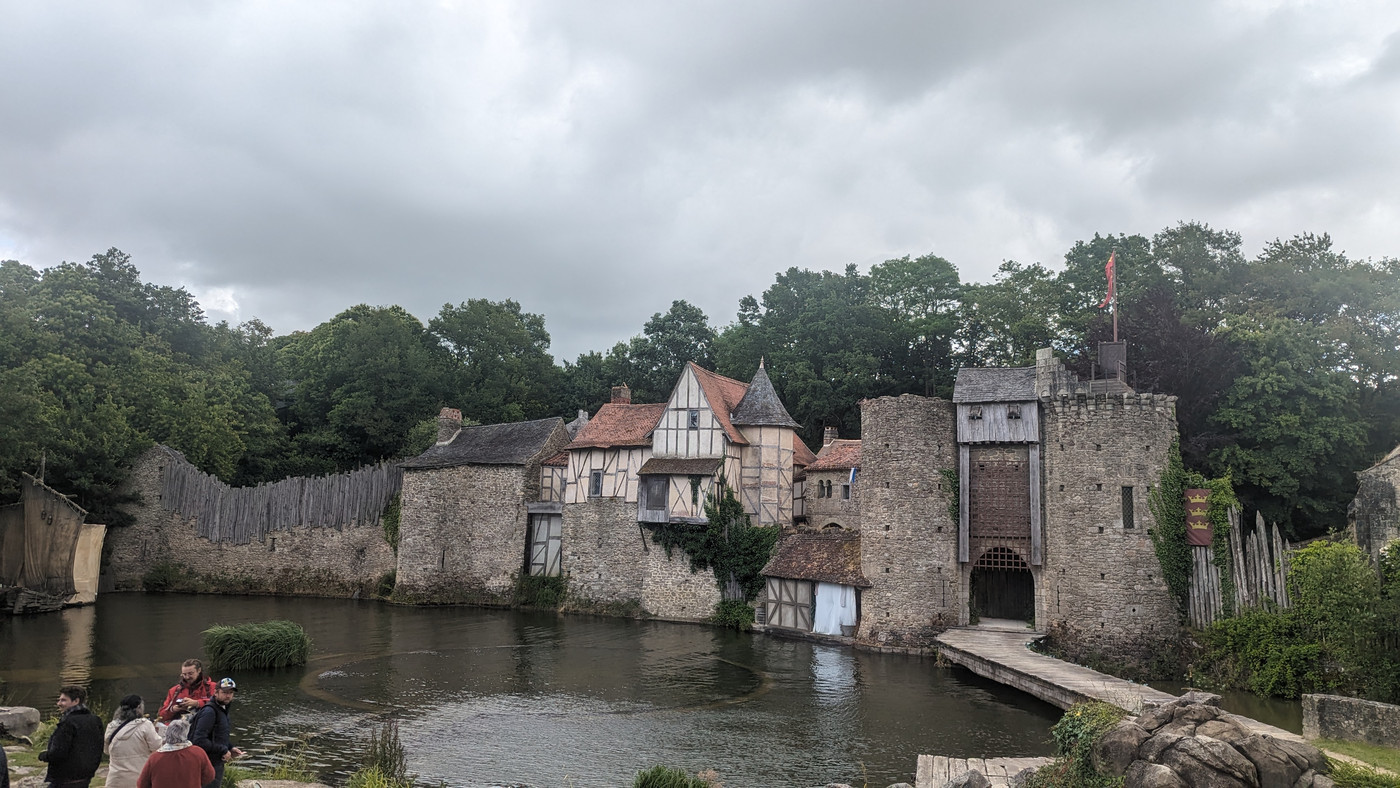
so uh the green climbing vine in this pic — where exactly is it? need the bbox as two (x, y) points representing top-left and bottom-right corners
(642, 475), (779, 602)
(1148, 439), (1236, 622)
(939, 467), (959, 522)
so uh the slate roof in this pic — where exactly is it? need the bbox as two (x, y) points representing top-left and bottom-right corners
(637, 457), (723, 475)
(806, 440), (861, 472)
(402, 417), (565, 469)
(730, 363), (800, 428)
(688, 363), (752, 445)
(761, 531), (871, 588)
(953, 367), (1038, 403)
(567, 402), (666, 449)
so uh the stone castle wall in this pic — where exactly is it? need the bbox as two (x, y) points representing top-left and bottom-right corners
(106, 446), (395, 596)
(1040, 392), (1179, 661)
(857, 394), (961, 648)
(642, 544), (721, 620)
(396, 463), (534, 602)
(804, 468), (861, 531)
(1350, 453), (1400, 565)
(561, 498), (647, 608)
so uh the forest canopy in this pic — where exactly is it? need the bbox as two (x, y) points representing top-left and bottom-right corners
(2, 223), (1396, 538)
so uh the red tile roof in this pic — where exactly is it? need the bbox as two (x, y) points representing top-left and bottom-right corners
(806, 439), (861, 471)
(567, 402), (666, 449)
(542, 451), (568, 467)
(793, 436), (817, 467)
(689, 362), (751, 445)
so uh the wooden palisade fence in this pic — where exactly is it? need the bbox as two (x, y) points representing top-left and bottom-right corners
(1186, 509), (1291, 629)
(157, 446), (402, 545)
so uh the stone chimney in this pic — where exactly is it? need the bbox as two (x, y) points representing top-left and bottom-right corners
(611, 384), (631, 404)
(436, 407), (462, 445)
(823, 426), (839, 447)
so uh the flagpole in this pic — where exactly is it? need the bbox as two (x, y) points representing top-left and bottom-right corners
(1112, 248), (1119, 343)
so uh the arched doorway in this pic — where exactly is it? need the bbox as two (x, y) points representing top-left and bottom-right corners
(970, 547), (1034, 623)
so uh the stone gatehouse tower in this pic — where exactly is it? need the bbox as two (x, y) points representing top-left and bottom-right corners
(857, 348), (1179, 658)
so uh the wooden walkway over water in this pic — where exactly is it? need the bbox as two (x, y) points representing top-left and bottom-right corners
(915, 756), (1052, 787)
(932, 619), (1300, 741)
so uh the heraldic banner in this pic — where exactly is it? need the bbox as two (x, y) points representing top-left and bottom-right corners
(1185, 488), (1212, 546)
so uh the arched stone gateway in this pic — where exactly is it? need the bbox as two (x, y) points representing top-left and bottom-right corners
(970, 546), (1034, 623)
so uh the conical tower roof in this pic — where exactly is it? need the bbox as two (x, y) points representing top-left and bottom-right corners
(730, 361), (799, 428)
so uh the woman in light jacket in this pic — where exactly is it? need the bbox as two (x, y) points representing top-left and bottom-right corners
(105, 695), (165, 788)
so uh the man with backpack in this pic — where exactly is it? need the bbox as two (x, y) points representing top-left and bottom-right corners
(189, 678), (243, 788)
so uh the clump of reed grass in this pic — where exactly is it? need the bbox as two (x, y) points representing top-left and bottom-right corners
(202, 619), (311, 671)
(346, 721), (413, 788)
(632, 765), (715, 788)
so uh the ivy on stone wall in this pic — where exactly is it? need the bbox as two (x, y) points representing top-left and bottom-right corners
(939, 467), (959, 522)
(1148, 439), (1237, 622)
(1148, 441), (1192, 619)
(381, 493), (401, 554)
(642, 476), (779, 602)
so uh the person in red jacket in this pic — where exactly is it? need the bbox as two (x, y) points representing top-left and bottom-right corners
(157, 660), (217, 723)
(136, 719), (213, 788)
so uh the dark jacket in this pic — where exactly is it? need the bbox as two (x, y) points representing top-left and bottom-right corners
(189, 700), (232, 765)
(39, 704), (104, 783)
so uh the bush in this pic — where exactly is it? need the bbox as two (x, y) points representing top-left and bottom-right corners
(514, 574), (567, 608)
(202, 619), (311, 670)
(364, 720), (409, 786)
(1026, 702), (1125, 788)
(1331, 760), (1400, 788)
(142, 561), (186, 592)
(632, 765), (712, 788)
(711, 600), (754, 630)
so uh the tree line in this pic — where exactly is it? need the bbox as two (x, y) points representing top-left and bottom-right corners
(1, 222), (1396, 537)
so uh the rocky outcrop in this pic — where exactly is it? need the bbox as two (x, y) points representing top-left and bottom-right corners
(0, 707), (40, 739)
(1090, 692), (1330, 787)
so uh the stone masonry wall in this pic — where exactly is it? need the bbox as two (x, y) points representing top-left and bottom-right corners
(857, 394), (960, 648)
(396, 464), (531, 602)
(106, 446), (395, 595)
(805, 469), (861, 531)
(1040, 392), (1179, 663)
(642, 545), (721, 620)
(561, 498), (647, 609)
(1350, 457), (1400, 566)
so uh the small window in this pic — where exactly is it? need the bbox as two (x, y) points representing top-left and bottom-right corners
(589, 470), (604, 497)
(968, 405), (983, 420)
(841, 484), (851, 500)
(687, 409), (700, 429)
(643, 476), (668, 511)
(1007, 404), (1022, 420)
(1122, 486), (1135, 529)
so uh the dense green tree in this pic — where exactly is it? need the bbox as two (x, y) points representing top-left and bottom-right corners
(280, 305), (452, 472)
(430, 298), (559, 425)
(626, 300), (717, 403)
(869, 253), (961, 397)
(955, 261), (1062, 367)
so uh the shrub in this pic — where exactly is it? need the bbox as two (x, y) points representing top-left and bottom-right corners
(1027, 702), (1125, 788)
(514, 574), (567, 608)
(364, 721), (409, 786)
(711, 600), (754, 630)
(221, 764), (256, 788)
(142, 561), (186, 592)
(202, 619), (311, 670)
(1331, 760), (1400, 788)
(632, 765), (712, 788)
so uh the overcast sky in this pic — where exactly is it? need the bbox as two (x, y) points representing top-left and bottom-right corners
(2, 1), (1398, 361)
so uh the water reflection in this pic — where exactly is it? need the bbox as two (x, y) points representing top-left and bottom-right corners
(0, 594), (1061, 787)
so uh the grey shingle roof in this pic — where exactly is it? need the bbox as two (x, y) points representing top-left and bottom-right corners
(761, 531), (871, 588)
(953, 367), (1038, 403)
(402, 417), (565, 469)
(637, 457), (723, 475)
(730, 364), (799, 427)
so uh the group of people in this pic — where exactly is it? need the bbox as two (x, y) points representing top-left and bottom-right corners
(34, 659), (244, 788)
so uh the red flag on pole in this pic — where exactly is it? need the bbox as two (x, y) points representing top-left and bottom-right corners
(1097, 251), (1116, 309)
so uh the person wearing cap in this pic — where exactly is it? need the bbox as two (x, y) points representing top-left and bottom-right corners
(104, 695), (165, 788)
(137, 719), (214, 788)
(189, 678), (243, 788)
(38, 685), (104, 788)
(158, 660), (218, 723)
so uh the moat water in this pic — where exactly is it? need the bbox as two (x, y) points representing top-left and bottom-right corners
(1, 593), (1066, 787)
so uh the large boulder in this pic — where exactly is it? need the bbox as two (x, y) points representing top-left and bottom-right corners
(1123, 760), (1188, 788)
(1155, 735), (1259, 787)
(1091, 720), (1151, 777)
(1233, 733), (1311, 787)
(0, 707), (41, 739)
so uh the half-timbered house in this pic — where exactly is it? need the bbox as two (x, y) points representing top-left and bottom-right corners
(760, 530), (870, 636)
